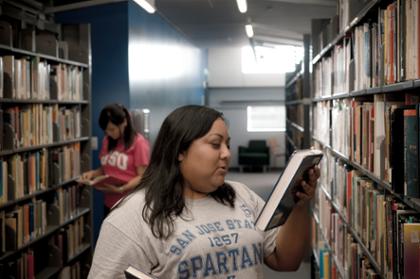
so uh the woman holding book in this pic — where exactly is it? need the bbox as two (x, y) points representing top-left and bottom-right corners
(88, 105), (319, 279)
(80, 103), (150, 215)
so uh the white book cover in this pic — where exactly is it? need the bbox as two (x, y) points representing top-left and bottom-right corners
(125, 266), (157, 279)
(255, 149), (323, 231)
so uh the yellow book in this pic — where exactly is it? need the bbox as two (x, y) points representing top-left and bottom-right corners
(323, 251), (330, 279)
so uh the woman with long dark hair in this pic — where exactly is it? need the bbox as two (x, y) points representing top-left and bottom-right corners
(89, 105), (319, 278)
(81, 103), (150, 214)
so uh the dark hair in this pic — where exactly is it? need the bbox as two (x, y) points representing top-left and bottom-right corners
(98, 103), (136, 151)
(139, 105), (235, 239)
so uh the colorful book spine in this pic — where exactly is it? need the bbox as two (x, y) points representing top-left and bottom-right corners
(403, 223), (420, 279)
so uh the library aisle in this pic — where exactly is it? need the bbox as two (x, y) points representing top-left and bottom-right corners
(4, 0), (420, 278)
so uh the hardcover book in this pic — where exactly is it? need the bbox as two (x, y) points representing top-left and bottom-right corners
(390, 105), (420, 198)
(125, 266), (157, 279)
(403, 107), (419, 198)
(255, 149), (323, 231)
(403, 223), (420, 279)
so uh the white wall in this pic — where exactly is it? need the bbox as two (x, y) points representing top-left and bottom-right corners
(207, 46), (287, 169)
(207, 47), (285, 87)
(208, 88), (286, 169)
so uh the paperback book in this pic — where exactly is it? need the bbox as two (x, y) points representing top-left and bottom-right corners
(125, 266), (157, 279)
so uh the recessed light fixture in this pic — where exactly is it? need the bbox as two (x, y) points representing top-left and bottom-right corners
(133, 0), (156, 14)
(245, 24), (254, 38)
(236, 0), (247, 13)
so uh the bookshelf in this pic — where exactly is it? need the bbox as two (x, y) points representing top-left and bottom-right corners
(0, 1), (92, 278)
(285, 34), (311, 159)
(311, 0), (420, 279)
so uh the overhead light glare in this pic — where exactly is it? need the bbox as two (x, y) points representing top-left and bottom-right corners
(133, 0), (156, 13)
(236, 0), (247, 13)
(245, 24), (254, 38)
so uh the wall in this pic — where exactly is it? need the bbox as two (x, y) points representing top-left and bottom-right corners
(128, 1), (205, 144)
(56, 1), (205, 242)
(207, 47), (285, 87)
(208, 87), (286, 169)
(57, 2), (130, 151)
(56, 2), (131, 244)
(207, 46), (286, 169)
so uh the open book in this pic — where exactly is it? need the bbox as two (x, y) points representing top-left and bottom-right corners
(77, 174), (126, 187)
(124, 266), (157, 279)
(255, 149), (323, 231)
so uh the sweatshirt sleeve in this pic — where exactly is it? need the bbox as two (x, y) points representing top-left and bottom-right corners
(88, 220), (154, 279)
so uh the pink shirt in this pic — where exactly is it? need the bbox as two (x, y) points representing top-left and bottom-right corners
(99, 134), (149, 208)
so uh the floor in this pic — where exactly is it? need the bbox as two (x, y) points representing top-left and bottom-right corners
(226, 170), (312, 279)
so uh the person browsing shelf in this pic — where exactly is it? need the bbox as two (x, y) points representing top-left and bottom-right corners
(81, 103), (150, 214)
(88, 105), (320, 279)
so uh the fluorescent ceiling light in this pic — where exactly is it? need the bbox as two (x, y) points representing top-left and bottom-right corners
(133, 0), (156, 13)
(245, 24), (254, 38)
(236, 0), (247, 13)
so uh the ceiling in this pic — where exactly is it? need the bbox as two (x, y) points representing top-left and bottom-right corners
(39, 0), (337, 48)
(156, 0), (338, 48)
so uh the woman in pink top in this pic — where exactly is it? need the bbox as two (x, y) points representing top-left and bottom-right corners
(81, 103), (150, 214)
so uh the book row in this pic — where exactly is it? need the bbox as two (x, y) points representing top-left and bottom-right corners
(0, 104), (83, 151)
(314, 147), (420, 279)
(0, 55), (84, 101)
(286, 126), (305, 151)
(313, 217), (380, 279)
(0, 185), (89, 256)
(313, 92), (419, 198)
(313, 0), (420, 98)
(0, 143), (82, 204)
(286, 104), (305, 129)
(286, 74), (304, 101)
(312, 0), (366, 56)
(59, 261), (87, 279)
(0, 11), (89, 63)
(0, 215), (90, 278)
(0, 2), (92, 278)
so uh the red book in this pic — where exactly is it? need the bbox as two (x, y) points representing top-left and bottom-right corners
(27, 250), (34, 279)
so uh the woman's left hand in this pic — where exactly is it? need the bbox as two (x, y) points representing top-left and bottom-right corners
(296, 166), (320, 207)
